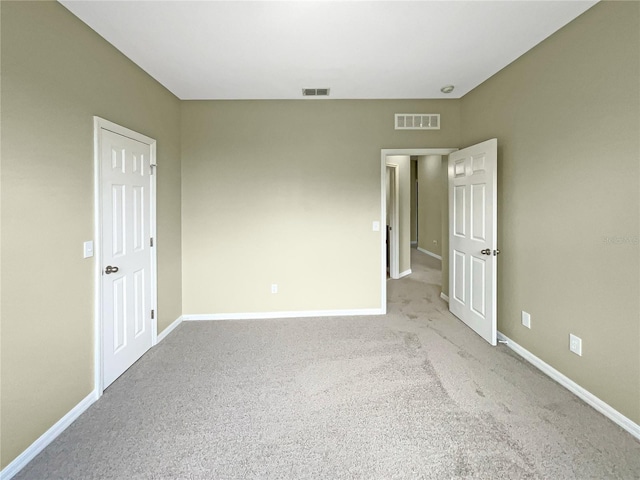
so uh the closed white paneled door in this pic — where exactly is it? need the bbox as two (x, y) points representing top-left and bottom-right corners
(100, 127), (155, 388)
(448, 139), (498, 345)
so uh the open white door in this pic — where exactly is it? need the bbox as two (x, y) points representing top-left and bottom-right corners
(448, 139), (498, 345)
(96, 119), (157, 389)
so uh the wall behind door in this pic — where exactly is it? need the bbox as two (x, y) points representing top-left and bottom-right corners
(181, 100), (461, 314)
(417, 155), (443, 257)
(440, 156), (450, 297)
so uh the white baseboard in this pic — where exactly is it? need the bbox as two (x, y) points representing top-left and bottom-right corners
(398, 269), (412, 278)
(183, 308), (384, 321)
(156, 315), (183, 344)
(440, 292), (449, 302)
(417, 247), (442, 260)
(497, 332), (640, 442)
(1, 390), (98, 480)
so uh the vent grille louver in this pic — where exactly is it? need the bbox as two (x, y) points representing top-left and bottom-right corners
(395, 114), (440, 130)
(302, 88), (330, 97)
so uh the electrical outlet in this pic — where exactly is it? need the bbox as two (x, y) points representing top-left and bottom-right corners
(521, 311), (531, 329)
(271, 284), (278, 294)
(433, 239), (438, 245)
(569, 334), (582, 356)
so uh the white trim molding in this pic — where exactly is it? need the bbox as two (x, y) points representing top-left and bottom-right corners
(398, 269), (412, 278)
(183, 308), (384, 322)
(0, 391), (98, 480)
(417, 247), (442, 260)
(156, 316), (184, 344)
(440, 292), (449, 302)
(497, 332), (640, 442)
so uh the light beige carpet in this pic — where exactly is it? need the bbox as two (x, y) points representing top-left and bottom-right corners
(13, 249), (640, 479)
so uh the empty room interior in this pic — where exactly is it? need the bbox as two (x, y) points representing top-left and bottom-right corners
(1, 0), (639, 478)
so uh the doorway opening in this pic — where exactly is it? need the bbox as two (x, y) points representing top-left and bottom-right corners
(380, 148), (457, 312)
(381, 141), (499, 347)
(414, 155), (446, 262)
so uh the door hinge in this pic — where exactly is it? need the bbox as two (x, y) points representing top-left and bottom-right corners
(150, 164), (156, 175)
(150, 237), (154, 247)
(151, 309), (155, 319)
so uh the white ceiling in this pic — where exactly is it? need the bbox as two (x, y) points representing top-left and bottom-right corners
(59, 0), (598, 100)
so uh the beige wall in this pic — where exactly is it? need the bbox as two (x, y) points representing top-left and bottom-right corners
(1, 1), (182, 468)
(461, 1), (639, 423)
(440, 156), (450, 297)
(417, 155), (443, 256)
(181, 100), (461, 314)
(2, 0), (639, 474)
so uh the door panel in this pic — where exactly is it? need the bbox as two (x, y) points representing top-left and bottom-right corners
(452, 250), (466, 304)
(101, 129), (153, 388)
(133, 268), (146, 337)
(470, 257), (486, 317)
(454, 186), (466, 236)
(448, 139), (497, 345)
(471, 184), (486, 241)
(133, 185), (145, 251)
(113, 276), (126, 353)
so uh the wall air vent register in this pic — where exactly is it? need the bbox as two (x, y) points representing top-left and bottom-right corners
(395, 114), (440, 130)
(302, 88), (330, 96)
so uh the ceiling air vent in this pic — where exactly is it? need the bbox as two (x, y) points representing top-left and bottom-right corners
(395, 114), (440, 130)
(302, 88), (330, 97)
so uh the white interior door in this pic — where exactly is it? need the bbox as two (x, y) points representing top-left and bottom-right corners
(448, 139), (498, 345)
(99, 125), (156, 388)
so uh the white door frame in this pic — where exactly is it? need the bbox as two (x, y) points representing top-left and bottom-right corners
(380, 148), (457, 312)
(93, 117), (158, 396)
(386, 163), (400, 280)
